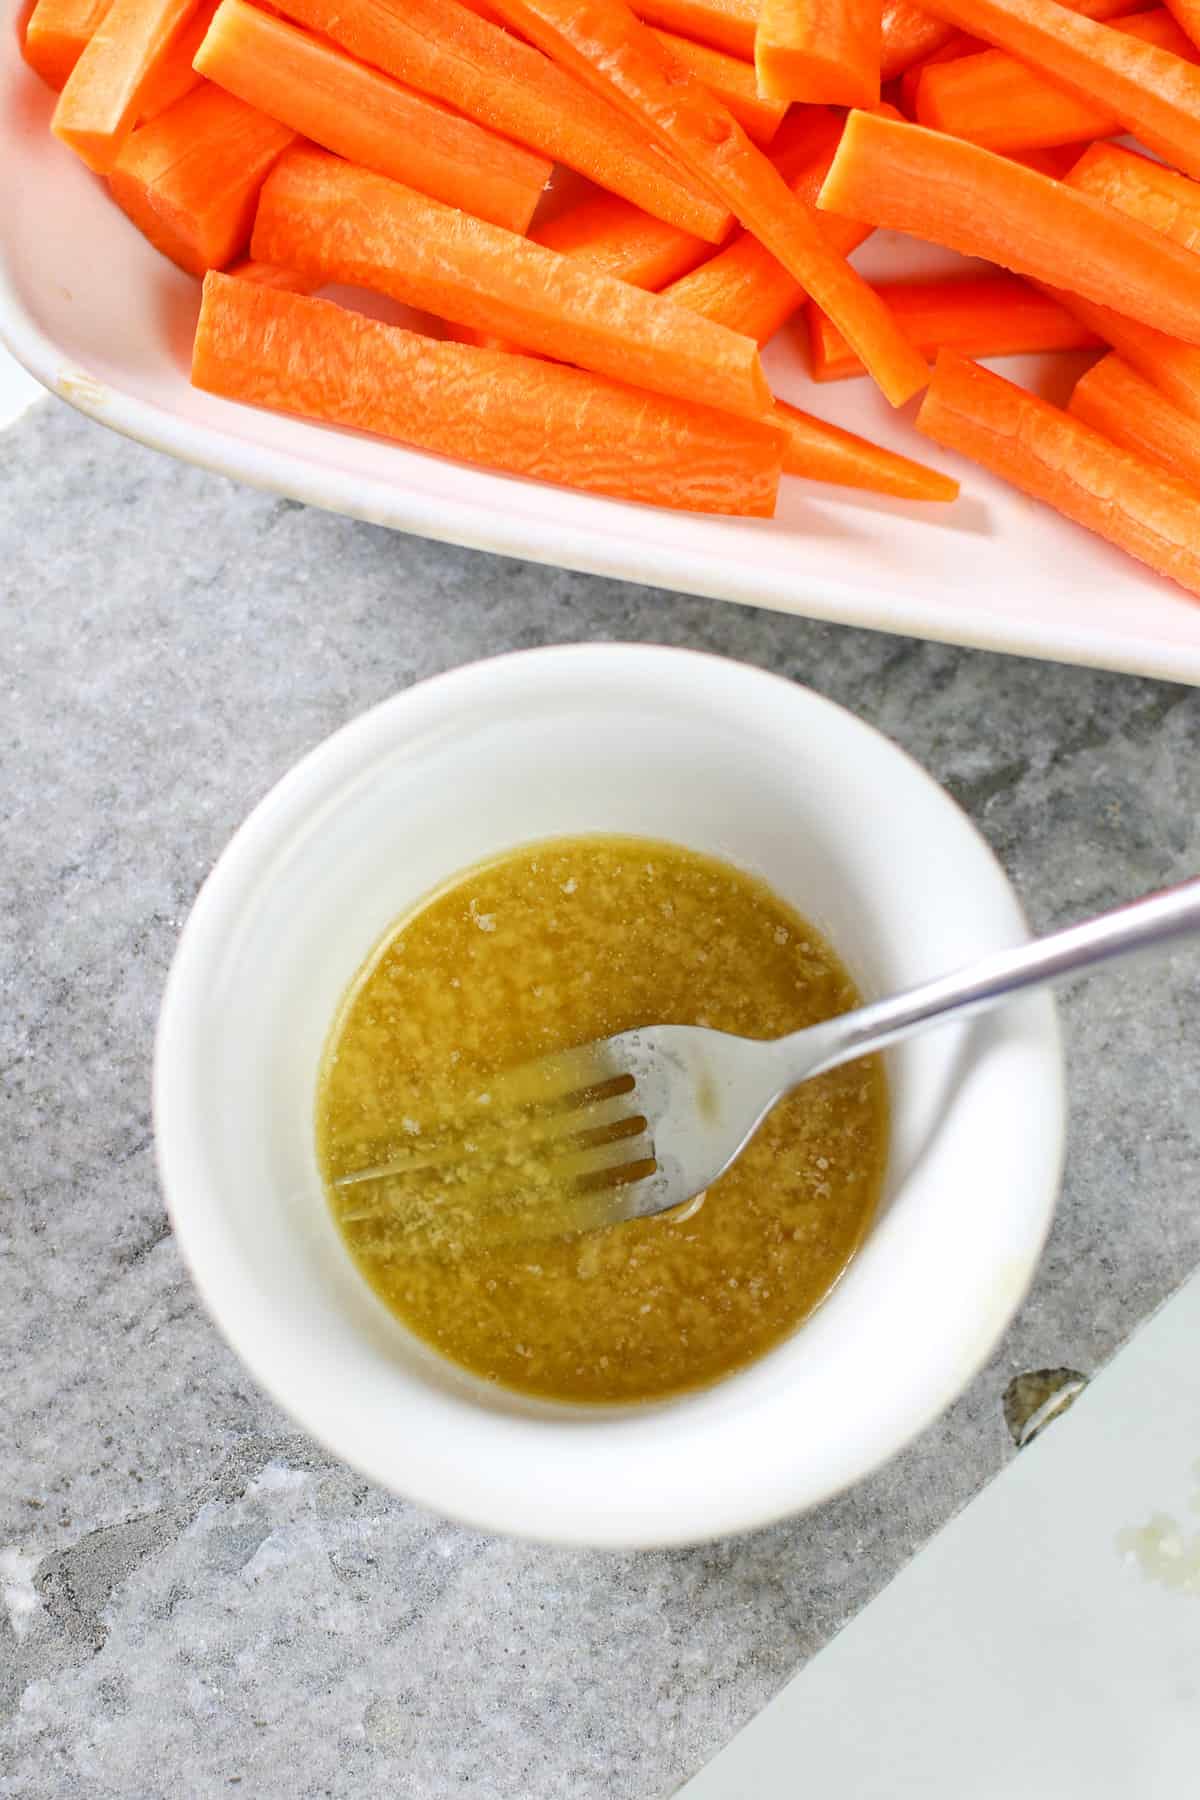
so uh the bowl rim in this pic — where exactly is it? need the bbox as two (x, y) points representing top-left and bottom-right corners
(153, 643), (1066, 1546)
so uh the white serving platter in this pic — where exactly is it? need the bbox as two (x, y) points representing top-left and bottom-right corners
(5, 27), (1199, 682)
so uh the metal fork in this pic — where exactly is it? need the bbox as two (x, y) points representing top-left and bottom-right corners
(337, 875), (1200, 1233)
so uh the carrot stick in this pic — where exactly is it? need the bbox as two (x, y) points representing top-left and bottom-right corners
(1064, 139), (1200, 251)
(630, 0), (757, 56)
(252, 147), (772, 418)
(265, 0), (727, 241)
(911, 0), (1200, 176)
(899, 32), (982, 115)
(808, 273), (1100, 378)
(227, 259), (321, 292)
(52, 0), (200, 171)
(818, 111), (1200, 344)
(1041, 288), (1200, 420)
(108, 83), (295, 274)
(195, 1), (550, 236)
(192, 273), (784, 515)
(1165, 0), (1200, 46)
(651, 29), (789, 143)
(134, 0), (215, 120)
(915, 9), (1195, 152)
(662, 107), (887, 343)
(755, 0), (882, 107)
(916, 350), (1200, 596)
(880, 0), (959, 75)
(532, 192), (714, 286)
(1069, 352), (1200, 486)
(485, 0), (929, 403)
(775, 400), (960, 496)
(23, 0), (112, 88)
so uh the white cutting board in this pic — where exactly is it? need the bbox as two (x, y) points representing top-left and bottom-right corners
(680, 1269), (1200, 1799)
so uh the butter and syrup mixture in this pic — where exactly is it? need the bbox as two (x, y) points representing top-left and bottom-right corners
(317, 836), (887, 1404)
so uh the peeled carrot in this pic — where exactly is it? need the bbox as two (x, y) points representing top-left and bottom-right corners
(916, 9), (1195, 152)
(108, 83), (295, 274)
(755, 0), (881, 107)
(662, 108), (887, 344)
(917, 350), (1200, 597)
(226, 259), (321, 292)
(266, 0), (726, 241)
(899, 32), (983, 115)
(532, 192), (713, 286)
(195, 2), (550, 236)
(252, 148), (771, 418)
(1165, 0), (1200, 45)
(1064, 139), (1200, 251)
(630, 0), (757, 56)
(1070, 352), (1200, 487)
(775, 400), (960, 496)
(881, 0), (1146, 75)
(23, 0), (111, 88)
(818, 111), (1200, 345)
(192, 273), (784, 515)
(913, 0), (1200, 176)
(52, 0), (199, 171)
(1042, 288), (1200, 421)
(651, 29), (789, 144)
(134, 0), (215, 120)
(880, 1), (958, 74)
(488, 112), (853, 315)
(486, 0), (928, 403)
(808, 274), (1100, 379)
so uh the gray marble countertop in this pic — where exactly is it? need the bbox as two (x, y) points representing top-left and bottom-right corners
(3, 398), (1199, 1800)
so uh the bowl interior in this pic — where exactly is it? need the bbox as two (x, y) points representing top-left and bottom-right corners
(156, 647), (1063, 1545)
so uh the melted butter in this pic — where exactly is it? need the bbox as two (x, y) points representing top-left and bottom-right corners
(317, 835), (888, 1404)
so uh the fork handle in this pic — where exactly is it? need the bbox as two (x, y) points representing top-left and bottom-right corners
(777, 874), (1200, 1082)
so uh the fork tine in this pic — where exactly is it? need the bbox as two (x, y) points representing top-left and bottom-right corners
(334, 1088), (643, 1189)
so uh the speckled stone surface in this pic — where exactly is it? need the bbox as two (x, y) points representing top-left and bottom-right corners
(2, 399), (1199, 1800)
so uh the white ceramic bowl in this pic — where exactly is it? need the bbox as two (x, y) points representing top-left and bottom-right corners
(4, 34), (1200, 681)
(154, 645), (1064, 1547)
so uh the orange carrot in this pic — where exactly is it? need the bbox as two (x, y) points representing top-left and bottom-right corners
(1040, 288), (1200, 421)
(108, 83), (295, 274)
(23, 0), (112, 88)
(808, 273), (1100, 378)
(775, 401), (960, 496)
(662, 107), (885, 344)
(916, 350), (1200, 597)
(1064, 139), (1200, 251)
(818, 111), (1200, 344)
(52, 0), (200, 171)
(531, 192), (714, 286)
(912, 0), (1200, 176)
(134, 0), (215, 120)
(226, 258), (321, 291)
(486, 0), (928, 403)
(630, 0), (757, 56)
(252, 147), (772, 417)
(1008, 142), (1092, 173)
(192, 273), (784, 515)
(880, 0), (1140, 75)
(265, 0), (727, 241)
(1165, 0), (1200, 45)
(880, 0), (957, 75)
(899, 32), (982, 115)
(520, 113), (844, 304)
(651, 29), (789, 143)
(195, 1), (550, 236)
(1069, 352), (1200, 486)
(915, 9), (1195, 152)
(755, 0), (881, 107)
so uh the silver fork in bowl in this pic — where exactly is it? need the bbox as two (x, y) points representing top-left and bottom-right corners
(336, 875), (1200, 1232)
